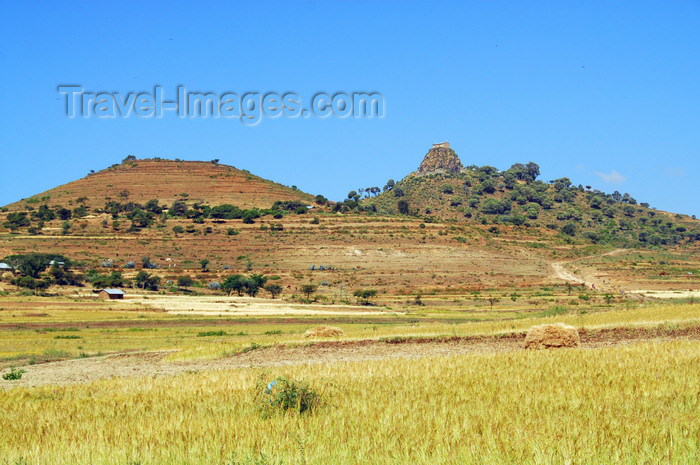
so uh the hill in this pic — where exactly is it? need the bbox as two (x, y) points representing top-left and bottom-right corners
(0, 146), (697, 299)
(2, 157), (313, 212)
(362, 144), (700, 249)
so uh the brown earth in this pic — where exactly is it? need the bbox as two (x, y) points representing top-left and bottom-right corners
(3, 159), (312, 211)
(3, 325), (697, 389)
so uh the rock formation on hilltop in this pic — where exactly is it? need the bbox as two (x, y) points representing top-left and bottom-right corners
(417, 142), (464, 175)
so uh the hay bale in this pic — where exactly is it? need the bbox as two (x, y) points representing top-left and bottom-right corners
(1, 272), (13, 282)
(525, 323), (580, 349)
(304, 325), (344, 338)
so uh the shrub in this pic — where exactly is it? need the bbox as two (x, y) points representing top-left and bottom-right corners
(397, 200), (410, 215)
(197, 330), (227, 337)
(256, 375), (322, 418)
(177, 276), (194, 288)
(540, 305), (569, 317)
(3, 366), (27, 380)
(561, 222), (578, 236)
(481, 198), (510, 215)
(353, 289), (378, 305)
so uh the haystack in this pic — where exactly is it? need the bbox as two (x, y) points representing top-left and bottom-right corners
(304, 325), (344, 338)
(525, 323), (580, 349)
(1, 272), (12, 282)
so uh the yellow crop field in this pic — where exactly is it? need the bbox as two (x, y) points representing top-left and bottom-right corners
(1, 340), (698, 464)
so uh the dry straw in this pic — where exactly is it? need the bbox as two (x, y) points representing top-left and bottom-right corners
(525, 323), (580, 349)
(304, 325), (344, 338)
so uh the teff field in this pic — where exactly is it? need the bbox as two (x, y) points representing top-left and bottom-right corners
(0, 293), (698, 464)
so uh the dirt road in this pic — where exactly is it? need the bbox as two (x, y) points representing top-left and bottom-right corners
(551, 249), (626, 290)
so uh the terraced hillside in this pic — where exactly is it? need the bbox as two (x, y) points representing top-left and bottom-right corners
(3, 157), (313, 212)
(0, 149), (697, 298)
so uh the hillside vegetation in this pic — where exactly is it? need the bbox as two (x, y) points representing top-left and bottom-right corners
(1, 148), (698, 298)
(361, 146), (699, 249)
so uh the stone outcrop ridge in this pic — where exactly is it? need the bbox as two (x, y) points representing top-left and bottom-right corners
(417, 142), (464, 174)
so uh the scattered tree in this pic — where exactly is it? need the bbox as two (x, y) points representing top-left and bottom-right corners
(222, 274), (245, 296)
(264, 283), (282, 299)
(300, 284), (318, 300)
(353, 289), (378, 305)
(397, 200), (410, 215)
(561, 222), (577, 237)
(244, 274), (268, 297)
(135, 271), (160, 290)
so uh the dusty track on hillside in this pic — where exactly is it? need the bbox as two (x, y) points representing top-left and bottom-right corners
(3, 325), (697, 389)
(551, 249), (626, 290)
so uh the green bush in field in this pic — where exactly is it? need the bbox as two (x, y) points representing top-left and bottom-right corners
(256, 375), (322, 418)
(3, 367), (26, 380)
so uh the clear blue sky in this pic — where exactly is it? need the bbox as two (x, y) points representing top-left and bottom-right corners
(1, 1), (698, 216)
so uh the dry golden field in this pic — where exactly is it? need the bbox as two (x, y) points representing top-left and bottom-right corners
(0, 295), (698, 464)
(0, 340), (697, 464)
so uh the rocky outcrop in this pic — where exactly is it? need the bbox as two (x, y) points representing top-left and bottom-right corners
(417, 144), (464, 175)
